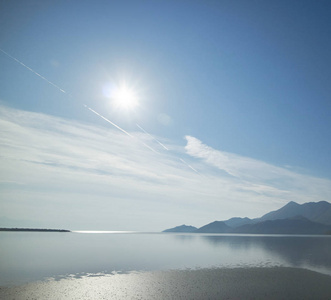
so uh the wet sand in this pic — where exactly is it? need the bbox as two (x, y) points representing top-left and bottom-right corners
(1, 267), (331, 299)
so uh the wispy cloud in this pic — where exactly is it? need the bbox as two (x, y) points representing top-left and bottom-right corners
(0, 106), (330, 230)
(0, 105), (205, 230)
(185, 135), (331, 203)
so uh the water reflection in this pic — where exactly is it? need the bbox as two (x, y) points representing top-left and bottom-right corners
(1, 232), (331, 286)
(198, 235), (331, 274)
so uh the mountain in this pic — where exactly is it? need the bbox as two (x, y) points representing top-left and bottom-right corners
(223, 217), (253, 228)
(163, 224), (197, 233)
(258, 201), (300, 222)
(194, 221), (232, 233)
(162, 201), (331, 234)
(233, 216), (331, 235)
(258, 201), (331, 225)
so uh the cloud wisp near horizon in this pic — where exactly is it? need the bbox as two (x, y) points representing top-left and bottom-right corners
(0, 105), (330, 231)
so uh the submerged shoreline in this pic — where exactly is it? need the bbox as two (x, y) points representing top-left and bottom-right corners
(1, 267), (331, 299)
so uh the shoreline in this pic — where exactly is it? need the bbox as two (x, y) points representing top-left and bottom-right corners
(1, 267), (331, 299)
(0, 228), (70, 232)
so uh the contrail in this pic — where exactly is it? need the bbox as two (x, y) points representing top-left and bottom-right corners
(0, 48), (157, 153)
(85, 105), (133, 137)
(0, 48), (68, 95)
(84, 105), (157, 153)
(136, 124), (169, 150)
(179, 158), (200, 175)
(1, 48), (200, 173)
(136, 124), (200, 174)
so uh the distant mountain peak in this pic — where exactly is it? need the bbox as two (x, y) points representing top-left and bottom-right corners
(163, 224), (197, 233)
(259, 201), (331, 225)
(195, 221), (231, 233)
(285, 201), (299, 206)
(223, 217), (252, 228)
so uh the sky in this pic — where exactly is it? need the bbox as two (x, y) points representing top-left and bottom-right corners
(0, 0), (330, 231)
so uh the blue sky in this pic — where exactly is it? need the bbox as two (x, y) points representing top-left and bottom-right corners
(0, 0), (330, 230)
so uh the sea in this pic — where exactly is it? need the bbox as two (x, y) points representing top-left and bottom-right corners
(1, 231), (331, 287)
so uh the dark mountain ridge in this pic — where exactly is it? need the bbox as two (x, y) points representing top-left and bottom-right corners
(163, 201), (331, 234)
(233, 216), (331, 235)
(258, 201), (331, 225)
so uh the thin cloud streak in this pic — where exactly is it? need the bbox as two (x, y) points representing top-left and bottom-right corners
(0, 48), (160, 155)
(0, 48), (67, 95)
(85, 105), (157, 153)
(0, 49), (201, 177)
(84, 104), (133, 137)
(179, 158), (201, 175)
(136, 123), (169, 150)
(135, 124), (201, 175)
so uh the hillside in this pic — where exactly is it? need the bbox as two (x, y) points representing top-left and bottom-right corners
(192, 221), (232, 233)
(233, 216), (331, 235)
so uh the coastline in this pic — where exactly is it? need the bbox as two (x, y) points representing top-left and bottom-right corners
(0, 228), (70, 232)
(1, 267), (331, 300)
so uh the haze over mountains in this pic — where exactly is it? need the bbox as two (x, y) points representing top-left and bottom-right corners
(163, 201), (331, 235)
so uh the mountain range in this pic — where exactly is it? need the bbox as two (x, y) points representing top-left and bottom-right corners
(163, 201), (331, 235)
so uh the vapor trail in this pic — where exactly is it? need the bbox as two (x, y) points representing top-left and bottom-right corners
(0, 48), (68, 95)
(1, 48), (200, 171)
(136, 124), (200, 175)
(179, 158), (200, 175)
(0, 48), (158, 153)
(85, 105), (133, 137)
(136, 124), (169, 150)
(84, 105), (157, 153)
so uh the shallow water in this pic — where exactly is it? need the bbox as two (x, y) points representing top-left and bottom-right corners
(1, 232), (330, 286)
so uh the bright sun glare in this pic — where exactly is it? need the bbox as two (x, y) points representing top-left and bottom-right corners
(112, 84), (139, 110)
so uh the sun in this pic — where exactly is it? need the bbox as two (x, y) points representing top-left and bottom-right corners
(112, 83), (139, 110)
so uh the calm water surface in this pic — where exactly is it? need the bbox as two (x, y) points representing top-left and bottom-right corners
(1, 232), (330, 286)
